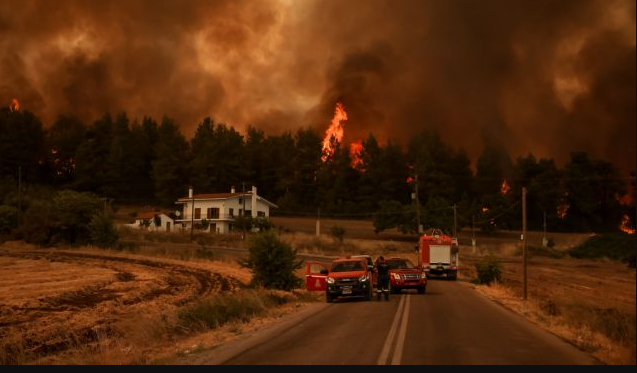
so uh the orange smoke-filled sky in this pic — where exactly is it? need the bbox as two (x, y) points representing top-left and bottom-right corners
(1, 0), (635, 172)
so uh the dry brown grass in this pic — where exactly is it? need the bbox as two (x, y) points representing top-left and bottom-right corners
(476, 283), (636, 365)
(0, 240), (321, 365)
(463, 238), (636, 365)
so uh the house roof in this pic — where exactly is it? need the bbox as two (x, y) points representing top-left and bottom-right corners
(177, 192), (250, 202)
(137, 211), (164, 220)
(176, 191), (278, 208)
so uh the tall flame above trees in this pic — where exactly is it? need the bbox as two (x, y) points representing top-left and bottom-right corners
(501, 179), (511, 195)
(322, 103), (347, 162)
(619, 215), (635, 235)
(9, 98), (19, 112)
(350, 140), (363, 169)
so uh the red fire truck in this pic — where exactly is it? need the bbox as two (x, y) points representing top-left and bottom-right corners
(418, 229), (458, 280)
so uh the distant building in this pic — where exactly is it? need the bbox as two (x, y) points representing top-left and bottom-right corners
(175, 186), (277, 234)
(129, 212), (175, 232)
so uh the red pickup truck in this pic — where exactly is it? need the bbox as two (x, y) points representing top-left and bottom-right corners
(386, 257), (427, 294)
(305, 257), (374, 302)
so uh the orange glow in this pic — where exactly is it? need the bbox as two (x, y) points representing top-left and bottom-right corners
(9, 98), (19, 112)
(322, 103), (348, 162)
(557, 203), (570, 219)
(618, 193), (635, 207)
(406, 176), (414, 184)
(620, 215), (635, 234)
(501, 179), (511, 195)
(349, 140), (363, 169)
(481, 207), (490, 213)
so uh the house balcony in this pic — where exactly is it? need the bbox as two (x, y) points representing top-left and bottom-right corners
(175, 214), (237, 224)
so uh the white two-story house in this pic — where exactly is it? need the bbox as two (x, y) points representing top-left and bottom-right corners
(175, 186), (277, 234)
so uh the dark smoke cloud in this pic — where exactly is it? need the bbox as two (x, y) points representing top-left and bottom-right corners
(1, 0), (634, 173)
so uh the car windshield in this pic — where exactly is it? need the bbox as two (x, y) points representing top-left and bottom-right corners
(331, 260), (365, 272)
(354, 256), (372, 266)
(387, 259), (415, 270)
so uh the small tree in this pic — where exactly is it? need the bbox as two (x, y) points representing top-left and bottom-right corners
(330, 225), (346, 242)
(201, 218), (210, 230)
(89, 214), (119, 248)
(241, 232), (302, 291)
(0, 205), (18, 234)
(475, 255), (503, 285)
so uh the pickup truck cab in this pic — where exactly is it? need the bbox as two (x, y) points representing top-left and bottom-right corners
(323, 257), (373, 302)
(387, 257), (427, 294)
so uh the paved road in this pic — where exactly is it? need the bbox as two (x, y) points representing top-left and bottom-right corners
(212, 281), (596, 365)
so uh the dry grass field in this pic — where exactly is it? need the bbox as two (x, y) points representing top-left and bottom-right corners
(1, 214), (634, 364)
(0, 241), (257, 364)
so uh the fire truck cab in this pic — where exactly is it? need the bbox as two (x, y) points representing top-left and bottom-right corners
(418, 230), (458, 281)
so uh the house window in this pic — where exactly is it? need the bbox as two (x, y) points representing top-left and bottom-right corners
(238, 198), (242, 205)
(258, 211), (266, 217)
(229, 208), (234, 218)
(195, 208), (201, 220)
(210, 223), (217, 233)
(207, 208), (219, 219)
(239, 209), (243, 216)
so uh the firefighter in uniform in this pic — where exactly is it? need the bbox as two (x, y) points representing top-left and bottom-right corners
(375, 256), (390, 301)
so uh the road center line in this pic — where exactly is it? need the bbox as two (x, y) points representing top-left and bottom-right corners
(391, 294), (411, 365)
(377, 295), (406, 365)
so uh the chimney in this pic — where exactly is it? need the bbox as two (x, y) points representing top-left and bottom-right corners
(251, 186), (258, 218)
(188, 186), (193, 199)
(231, 186), (236, 194)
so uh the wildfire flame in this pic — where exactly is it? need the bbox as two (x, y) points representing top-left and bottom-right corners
(557, 203), (570, 219)
(322, 103), (348, 162)
(501, 179), (511, 195)
(481, 207), (490, 213)
(350, 140), (363, 169)
(9, 98), (19, 112)
(618, 193), (635, 207)
(620, 215), (635, 234)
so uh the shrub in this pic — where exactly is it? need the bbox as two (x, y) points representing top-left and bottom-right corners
(0, 205), (18, 234)
(569, 234), (636, 264)
(330, 225), (346, 242)
(475, 255), (503, 285)
(241, 232), (302, 291)
(89, 214), (119, 248)
(175, 290), (301, 332)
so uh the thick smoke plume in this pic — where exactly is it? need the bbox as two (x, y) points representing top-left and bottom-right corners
(1, 0), (634, 172)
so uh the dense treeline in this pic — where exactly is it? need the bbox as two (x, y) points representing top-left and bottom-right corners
(1, 107), (634, 234)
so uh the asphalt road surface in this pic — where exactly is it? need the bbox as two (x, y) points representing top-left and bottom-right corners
(210, 281), (596, 365)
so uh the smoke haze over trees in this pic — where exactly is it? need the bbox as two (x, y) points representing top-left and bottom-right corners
(0, 0), (635, 174)
(0, 106), (634, 235)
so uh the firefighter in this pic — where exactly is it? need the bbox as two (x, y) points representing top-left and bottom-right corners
(375, 256), (390, 301)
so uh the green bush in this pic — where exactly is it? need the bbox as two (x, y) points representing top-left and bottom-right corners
(0, 205), (18, 234)
(569, 233), (636, 265)
(330, 225), (346, 242)
(177, 291), (269, 332)
(241, 232), (302, 291)
(89, 213), (119, 248)
(475, 255), (503, 285)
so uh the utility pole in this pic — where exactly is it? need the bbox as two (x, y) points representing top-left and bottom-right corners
(17, 166), (21, 227)
(522, 187), (528, 301)
(453, 204), (458, 238)
(190, 187), (195, 241)
(542, 210), (548, 247)
(242, 182), (246, 241)
(415, 174), (421, 234)
(316, 208), (321, 237)
(472, 214), (476, 253)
